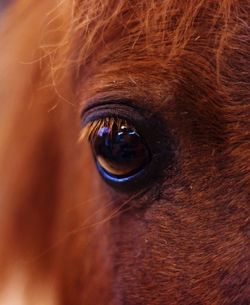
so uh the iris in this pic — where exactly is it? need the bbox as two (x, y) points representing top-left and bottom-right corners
(89, 118), (150, 179)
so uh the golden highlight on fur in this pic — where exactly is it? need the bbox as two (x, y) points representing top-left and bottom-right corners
(0, 0), (249, 304)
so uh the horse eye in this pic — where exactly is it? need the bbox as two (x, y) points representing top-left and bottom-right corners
(86, 118), (151, 180)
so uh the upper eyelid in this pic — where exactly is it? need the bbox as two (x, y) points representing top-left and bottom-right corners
(81, 99), (147, 127)
(80, 98), (174, 148)
(81, 96), (144, 114)
(80, 93), (175, 125)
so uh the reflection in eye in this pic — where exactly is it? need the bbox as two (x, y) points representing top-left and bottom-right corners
(83, 117), (151, 179)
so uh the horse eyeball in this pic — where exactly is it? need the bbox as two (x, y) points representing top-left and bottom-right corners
(89, 118), (150, 178)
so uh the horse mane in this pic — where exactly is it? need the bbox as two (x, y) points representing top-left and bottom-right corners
(0, 1), (113, 304)
(0, 0), (248, 304)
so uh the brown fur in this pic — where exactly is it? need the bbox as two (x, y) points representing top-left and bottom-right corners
(0, 0), (249, 304)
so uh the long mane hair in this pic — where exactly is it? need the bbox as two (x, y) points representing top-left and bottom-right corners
(0, 0), (249, 304)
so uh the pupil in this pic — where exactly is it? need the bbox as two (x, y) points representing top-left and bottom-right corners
(92, 122), (150, 177)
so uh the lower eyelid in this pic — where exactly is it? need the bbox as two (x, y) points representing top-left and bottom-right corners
(95, 161), (148, 184)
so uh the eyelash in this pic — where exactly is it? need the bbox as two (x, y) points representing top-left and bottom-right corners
(81, 117), (127, 142)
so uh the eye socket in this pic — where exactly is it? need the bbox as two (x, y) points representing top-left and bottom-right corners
(81, 100), (175, 190)
(85, 117), (151, 180)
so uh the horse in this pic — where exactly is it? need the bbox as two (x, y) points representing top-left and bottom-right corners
(0, 0), (249, 304)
